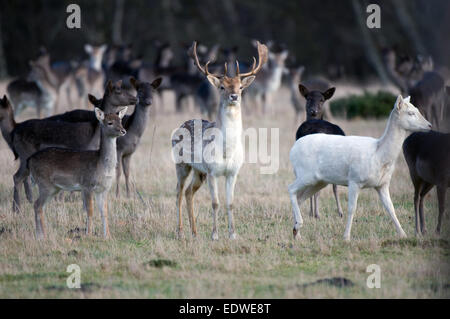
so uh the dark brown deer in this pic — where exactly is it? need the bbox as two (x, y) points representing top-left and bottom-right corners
(403, 131), (449, 235)
(298, 82), (336, 120)
(10, 80), (137, 212)
(115, 77), (162, 197)
(28, 106), (128, 240)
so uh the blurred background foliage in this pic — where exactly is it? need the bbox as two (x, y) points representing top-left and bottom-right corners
(0, 0), (448, 81)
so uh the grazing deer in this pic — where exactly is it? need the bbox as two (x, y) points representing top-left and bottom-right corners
(295, 119), (345, 219)
(171, 41), (268, 240)
(288, 95), (431, 241)
(288, 66), (305, 122)
(246, 43), (288, 114)
(10, 80), (136, 212)
(299, 80), (336, 120)
(28, 106), (127, 240)
(403, 131), (449, 235)
(115, 77), (162, 197)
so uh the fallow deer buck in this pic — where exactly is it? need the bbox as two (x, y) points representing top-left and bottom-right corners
(289, 95), (431, 241)
(10, 80), (137, 212)
(171, 41), (268, 240)
(28, 106), (128, 240)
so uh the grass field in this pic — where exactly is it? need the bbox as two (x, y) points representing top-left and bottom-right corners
(0, 83), (448, 298)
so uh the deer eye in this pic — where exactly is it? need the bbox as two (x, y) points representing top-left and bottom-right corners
(108, 122), (113, 126)
(220, 86), (225, 90)
(239, 86), (243, 90)
(408, 111), (415, 116)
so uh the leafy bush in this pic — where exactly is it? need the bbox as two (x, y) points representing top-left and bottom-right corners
(330, 91), (396, 119)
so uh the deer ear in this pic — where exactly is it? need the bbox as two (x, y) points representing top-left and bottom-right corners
(117, 106), (128, 119)
(207, 75), (221, 88)
(298, 84), (309, 98)
(404, 96), (411, 103)
(88, 94), (101, 108)
(106, 80), (113, 92)
(129, 77), (138, 89)
(322, 87), (336, 100)
(151, 77), (162, 89)
(241, 76), (255, 89)
(94, 107), (104, 122)
(395, 95), (404, 110)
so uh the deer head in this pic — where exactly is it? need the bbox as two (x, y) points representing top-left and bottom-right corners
(188, 40), (268, 107)
(298, 84), (336, 119)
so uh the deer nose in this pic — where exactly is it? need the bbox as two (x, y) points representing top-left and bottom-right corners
(230, 94), (238, 101)
(120, 129), (126, 136)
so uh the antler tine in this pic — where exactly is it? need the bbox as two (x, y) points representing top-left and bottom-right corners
(188, 41), (207, 75)
(238, 41), (268, 77)
(235, 60), (240, 77)
(224, 62), (228, 77)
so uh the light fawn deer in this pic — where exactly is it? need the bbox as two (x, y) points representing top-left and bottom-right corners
(289, 95), (431, 241)
(171, 41), (268, 240)
(7, 54), (59, 118)
(28, 106), (127, 240)
(10, 80), (136, 212)
(403, 131), (449, 235)
(115, 77), (162, 197)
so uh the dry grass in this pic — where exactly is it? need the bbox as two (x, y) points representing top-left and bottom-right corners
(0, 82), (448, 298)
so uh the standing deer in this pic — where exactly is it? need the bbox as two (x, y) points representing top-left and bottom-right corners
(28, 106), (127, 240)
(115, 77), (162, 197)
(10, 80), (136, 212)
(171, 41), (268, 240)
(403, 131), (449, 235)
(288, 95), (431, 241)
(246, 43), (288, 114)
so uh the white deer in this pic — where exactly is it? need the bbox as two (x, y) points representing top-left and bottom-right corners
(172, 41), (268, 240)
(288, 95), (432, 241)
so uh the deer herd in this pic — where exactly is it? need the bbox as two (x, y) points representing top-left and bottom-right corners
(0, 40), (448, 242)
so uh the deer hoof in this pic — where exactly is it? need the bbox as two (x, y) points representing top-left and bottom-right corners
(211, 231), (219, 241)
(399, 231), (407, 238)
(176, 230), (184, 240)
(229, 232), (238, 240)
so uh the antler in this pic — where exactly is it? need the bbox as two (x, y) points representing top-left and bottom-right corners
(236, 41), (268, 78)
(188, 41), (222, 78)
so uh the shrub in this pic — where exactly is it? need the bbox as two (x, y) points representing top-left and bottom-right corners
(330, 91), (396, 119)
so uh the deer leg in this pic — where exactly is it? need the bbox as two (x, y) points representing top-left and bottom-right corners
(185, 171), (205, 237)
(436, 184), (446, 235)
(344, 182), (361, 241)
(122, 155), (132, 198)
(314, 191), (320, 219)
(115, 153), (122, 198)
(82, 191), (94, 236)
(419, 183), (433, 235)
(309, 196), (314, 217)
(24, 176), (33, 203)
(96, 192), (110, 239)
(207, 174), (220, 241)
(376, 184), (407, 238)
(226, 174), (238, 239)
(333, 184), (343, 217)
(413, 181), (423, 236)
(34, 186), (57, 240)
(13, 161), (29, 213)
(175, 164), (191, 239)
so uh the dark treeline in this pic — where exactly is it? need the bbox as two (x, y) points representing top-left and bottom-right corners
(0, 0), (449, 80)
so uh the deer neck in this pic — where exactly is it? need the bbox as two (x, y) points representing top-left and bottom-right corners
(0, 112), (16, 147)
(89, 55), (103, 72)
(99, 129), (118, 173)
(127, 102), (149, 136)
(215, 99), (243, 152)
(376, 111), (407, 165)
